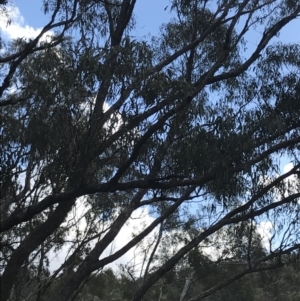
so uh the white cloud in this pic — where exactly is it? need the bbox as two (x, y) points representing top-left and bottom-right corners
(0, 5), (53, 43)
(256, 221), (273, 250)
(100, 208), (156, 270)
(283, 162), (294, 174)
(282, 162), (299, 199)
(48, 206), (157, 274)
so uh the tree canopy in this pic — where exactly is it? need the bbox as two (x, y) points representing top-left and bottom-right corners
(1, 0), (300, 300)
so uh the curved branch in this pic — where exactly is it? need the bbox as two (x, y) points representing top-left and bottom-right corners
(187, 244), (300, 301)
(0, 198), (76, 301)
(132, 192), (300, 301)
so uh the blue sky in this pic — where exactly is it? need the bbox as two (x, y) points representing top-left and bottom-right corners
(13, 0), (173, 37)
(5, 0), (300, 53)
(13, 0), (300, 41)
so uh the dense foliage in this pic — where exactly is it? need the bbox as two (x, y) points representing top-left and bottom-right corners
(1, 0), (300, 300)
(75, 254), (300, 301)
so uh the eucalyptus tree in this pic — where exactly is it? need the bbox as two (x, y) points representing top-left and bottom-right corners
(1, 0), (300, 300)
